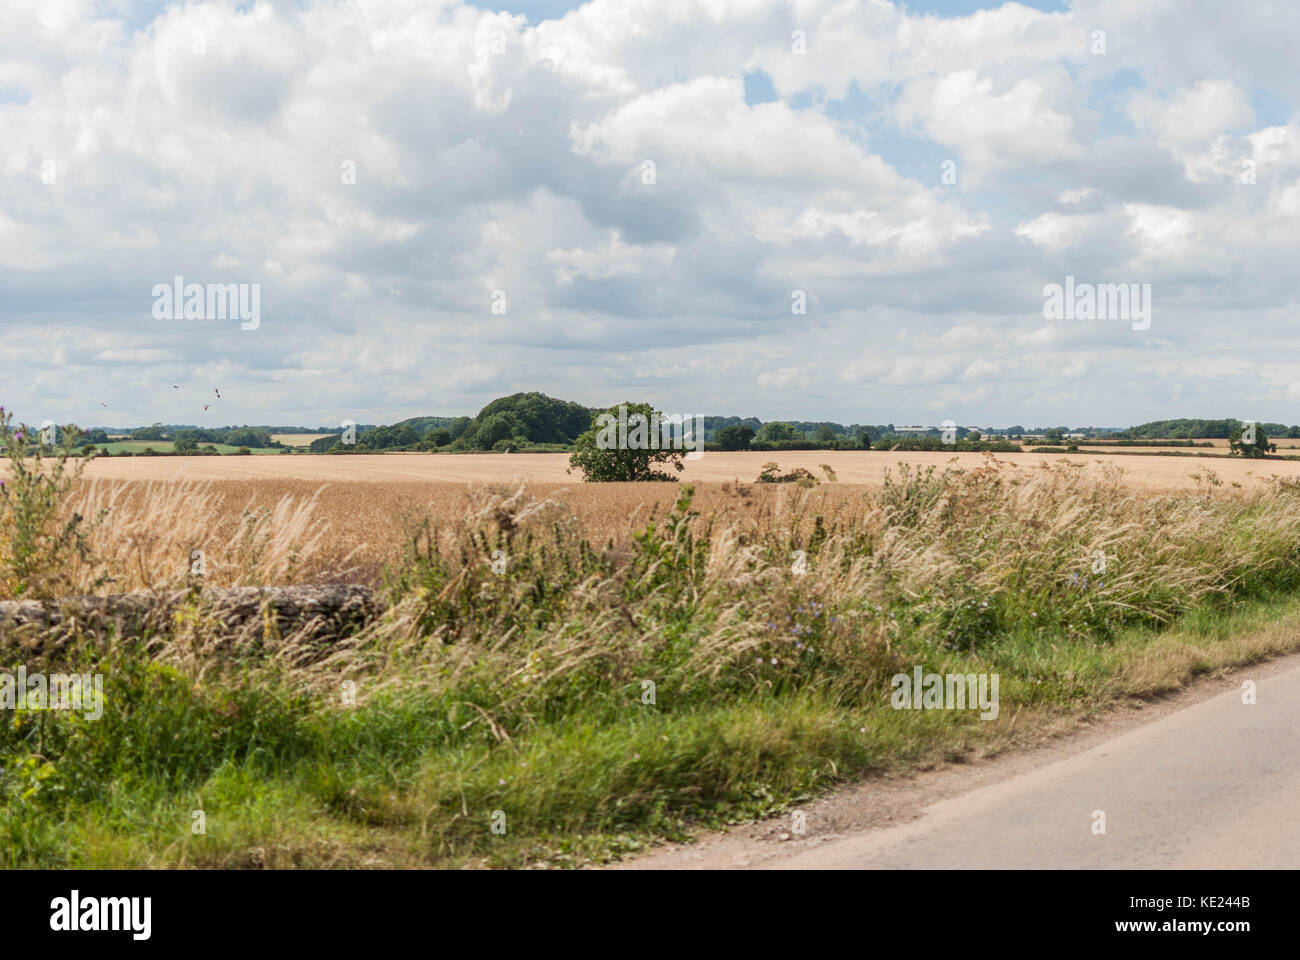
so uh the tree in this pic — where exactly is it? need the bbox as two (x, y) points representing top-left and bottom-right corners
(568, 401), (684, 481)
(357, 423), (417, 450)
(173, 427), (216, 445)
(222, 427), (275, 448)
(459, 392), (595, 449)
(1043, 428), (1065, 444)
(715, 425), (755, 450)
(1229, 425), (1276, 458)
(812, 424), (836, 444)
(757, 421), (800, 443)
(174, 436), (198, 454)
(448, 417), (473, 441)
(469, 411), (525, 449)
(855, 429), (873, 450)
(428, 428), (451, 447)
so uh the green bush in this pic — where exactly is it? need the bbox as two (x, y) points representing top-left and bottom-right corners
(0, 409), (104, 599)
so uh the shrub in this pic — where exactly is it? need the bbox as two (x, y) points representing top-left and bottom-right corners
(756, 462), (819, 485)
(0, 409), (105, 599)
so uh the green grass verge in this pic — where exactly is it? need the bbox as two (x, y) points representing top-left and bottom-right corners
(5, 589), (1299, 869)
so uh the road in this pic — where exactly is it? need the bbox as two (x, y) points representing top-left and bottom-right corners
(622, 655), (1300, 869)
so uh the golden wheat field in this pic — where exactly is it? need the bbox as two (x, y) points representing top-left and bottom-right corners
(3, 449), (1279, 594)
(59, 474), (865, 589)
(1049, 439), (1300, 454)
(67, 449), (1300, 489)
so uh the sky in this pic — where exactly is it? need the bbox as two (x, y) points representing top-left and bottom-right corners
(1, 0), (1298, 429)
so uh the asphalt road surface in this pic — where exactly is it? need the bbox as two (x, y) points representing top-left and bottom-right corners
(770, 662), (1300, 869)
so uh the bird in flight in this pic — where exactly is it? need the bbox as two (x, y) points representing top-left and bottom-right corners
(214, 388), (222, 399)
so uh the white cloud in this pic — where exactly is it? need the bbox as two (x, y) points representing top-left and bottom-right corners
(0, 0), (1298, 428)
(1128, 80), (1254, 145)
(897, 66), (1086, 176)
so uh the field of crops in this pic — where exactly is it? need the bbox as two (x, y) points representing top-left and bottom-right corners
(60, 475), (872, 589)
(15, 449), (1285, 595)
(68, 448), (1300, 491)
(1036, 438), (1300, 454)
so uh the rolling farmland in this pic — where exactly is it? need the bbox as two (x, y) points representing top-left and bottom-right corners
(19, 448), (1291, 591)
(69, 448), (1300, 491)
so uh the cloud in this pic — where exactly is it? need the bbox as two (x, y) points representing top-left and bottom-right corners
(0, 0), (1297, 428)
(1128, 79), (1254, 146)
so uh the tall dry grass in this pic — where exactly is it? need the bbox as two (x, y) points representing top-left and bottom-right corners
(234, 458), (1300, 739)
(14, 454), (1297, 626)
(32, 475), (866, 597)
(57, 479), (356, 594)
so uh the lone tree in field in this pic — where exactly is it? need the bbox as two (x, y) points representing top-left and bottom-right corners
(568, 401), (685, 481)
(1229, 423), (1276, 458)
